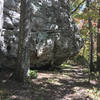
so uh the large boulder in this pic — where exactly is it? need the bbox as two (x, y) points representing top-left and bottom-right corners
(0, 0), (83, 70)
(30, 0), (83, 67)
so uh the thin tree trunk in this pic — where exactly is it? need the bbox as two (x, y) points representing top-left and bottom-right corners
(97, 8), (100, 73)
(14, 0), (31, 82)
(87, 0), (94, 72)
(89, 18), (94, 72)
(0, 0), (4, 49)
(82, 45), (85, 56)
(82, 39), (86, 56)
(67, 0), (70, 13)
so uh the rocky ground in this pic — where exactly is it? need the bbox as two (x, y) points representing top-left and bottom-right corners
(0, 65), (100, 100)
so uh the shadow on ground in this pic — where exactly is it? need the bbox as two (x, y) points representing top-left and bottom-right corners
(0, 65), (100, 100)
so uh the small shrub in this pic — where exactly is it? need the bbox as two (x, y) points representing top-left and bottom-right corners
(29, 70), (38, 79)
(72, 55), (89, 66)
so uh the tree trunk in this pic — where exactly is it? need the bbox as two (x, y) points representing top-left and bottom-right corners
(97, 8), (100, 73)
(88, 18), (94, 72)
(87, 0), (94, 72)
(14, 0), (31, 82)
(0, 0), (4, 49)
(82, 39), (86, 56)
(67, 0), (70, 13)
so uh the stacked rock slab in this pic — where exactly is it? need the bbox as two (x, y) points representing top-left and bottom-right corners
(0, 0), (83, 70)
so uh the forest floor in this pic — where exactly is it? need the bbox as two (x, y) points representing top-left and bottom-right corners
(0, 64), (100, 100)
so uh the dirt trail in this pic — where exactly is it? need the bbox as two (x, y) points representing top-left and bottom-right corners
(0, 65), (100, 100)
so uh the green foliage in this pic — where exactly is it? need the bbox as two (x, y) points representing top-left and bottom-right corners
(48, 78), (55, 83)
(61, 63), (73, 68)
(71, 0), (86, 14)
(83, 68), (89, 73)
(29, 70), (38, 79)
(89, 72), (100, 80)
(71, 0), (100, 70)
(73, 55), (88, 66)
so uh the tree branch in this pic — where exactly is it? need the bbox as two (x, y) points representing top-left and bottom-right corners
(71, 0), (86, 14)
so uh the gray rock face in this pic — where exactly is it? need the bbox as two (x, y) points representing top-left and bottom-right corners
(30, 0), (83, 67)
(0, 0), (83, 69)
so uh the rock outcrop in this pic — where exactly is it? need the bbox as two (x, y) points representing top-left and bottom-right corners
(0, 0), (83, 70)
